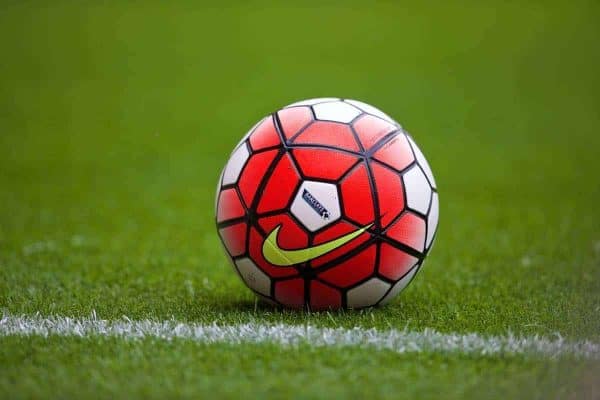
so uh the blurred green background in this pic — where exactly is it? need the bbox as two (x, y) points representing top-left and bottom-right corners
(1, 0), (600, 324)
(1, 0), (599, 330)
(0, 1), (599, 397)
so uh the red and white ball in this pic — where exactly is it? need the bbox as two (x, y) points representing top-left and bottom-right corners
(215, 98), (438, 310)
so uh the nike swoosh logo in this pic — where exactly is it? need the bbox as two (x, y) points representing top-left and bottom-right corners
(262, 223), (373, 266)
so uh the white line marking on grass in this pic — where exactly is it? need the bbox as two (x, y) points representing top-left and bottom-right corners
(1, 313), (598, 359)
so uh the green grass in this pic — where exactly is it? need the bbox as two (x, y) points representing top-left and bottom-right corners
(1, 0), (599, 398)
(1, 336), (599, 400)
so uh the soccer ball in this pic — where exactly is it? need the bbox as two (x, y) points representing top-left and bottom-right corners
(215, 98), (438, 310)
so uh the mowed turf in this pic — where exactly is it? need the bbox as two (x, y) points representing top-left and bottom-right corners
(1, 1), (599, 398)
(1, 336), (599, 400)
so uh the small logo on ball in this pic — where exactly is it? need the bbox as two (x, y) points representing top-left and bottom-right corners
(302, 189), (330, 220)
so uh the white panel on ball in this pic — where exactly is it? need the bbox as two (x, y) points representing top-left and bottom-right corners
(313, 101), (362, 123)
(379, 266), (419, 305)
(344, 99), (397, 125)
(346, 278), (391, 308)
(290, 181), (341, 232)
(222, 144), (249, 186)
(403, 165), (432, 215)
(286, 98), (340, 107)
(214, 169), (224, 214)
(235, 257), (271, 297)
(407, 135), (436, 189)
(426, 192), (439, 249)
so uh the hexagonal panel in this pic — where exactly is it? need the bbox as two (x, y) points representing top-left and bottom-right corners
(313, 101), (361, 123)
(378, 243), (418, 281)
(290, 181), (341, 232)
(426, 192), (439, 249)
(344, 99), (397, 125)
(309, 281), (341, 310)
(237, 149), (278, 207)
(372, 133), (415, 173)
(340, 163), (375, 225)
(318, 245), (376, 288)
(371, 162), (405, 228)
(379, 265), (419, 305)
(235, 257), (271, 296)
(292, 148), (359, 181)
(216, 188), (245, 223)
(407, 135), (436, 189)
(352, 114), (397, 150)
(403, 165), (432, 214)
(248, 116), (281, 151)
(274, 277), (304, 308)
(222, 143), (250, 186)
(257, 153), (300, 214)
(218, 222), (247, 257)
(386, 212), (426, 252)
(292, 121), (360, 152)
(258, 213), (309, 251)
(277, 106), (313, 140)
(346, 278), (391, 308)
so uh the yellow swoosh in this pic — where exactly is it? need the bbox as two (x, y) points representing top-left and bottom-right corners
(262, 223), (373, 266)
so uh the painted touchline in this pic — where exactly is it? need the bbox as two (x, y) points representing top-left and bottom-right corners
(1, 313), (598, 359)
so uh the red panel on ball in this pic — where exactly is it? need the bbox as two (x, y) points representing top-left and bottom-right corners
(217, 188), (245, 222)
(238, 149), (278, 207)
(310, 281), (341, 310)
(274, 278), (305, 308)
(310, 220), (372, 268)
(372, 134), (415, 172)
(258, 213), (308, 250)
(378, 243), (418, 280)
(385, 212), (426, 252)
(277, 106), (313, 140)
(292, 121), (360, 152)
(257, 154), (300, 213)
(353, 114), (397, 150)
(340, 163), (375, 225)
(249, 117), (281, 151)
(291, 148), (358, 180)
(248, 226), (298, 278)
(218, 222), (247, 257)
(317, 245), (376, 288)
(370, 162), (405, 228)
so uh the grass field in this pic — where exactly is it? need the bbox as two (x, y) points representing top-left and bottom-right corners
(1, 1), (600, 398)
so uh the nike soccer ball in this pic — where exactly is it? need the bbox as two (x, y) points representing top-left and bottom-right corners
(215, 98), (438, 310)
